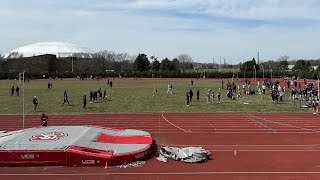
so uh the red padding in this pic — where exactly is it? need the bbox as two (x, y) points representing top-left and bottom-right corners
(112, 145), (152, 165)
(66, 146), (113, 167)
(0, 150), (66, 166)
(96, 133), (152, 144)
(92, 126), (124, 131)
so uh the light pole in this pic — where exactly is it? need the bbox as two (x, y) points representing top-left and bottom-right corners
(244, 65), (247, 79)
(261, 65), (264, 80)
(255, 66), (257, 82)
(253, 65), (256, 82)
(71, 54), (74, 72)
(19, 72), (25, 129)
(23, 72), (25, 129)
(269, 65), (273, 81)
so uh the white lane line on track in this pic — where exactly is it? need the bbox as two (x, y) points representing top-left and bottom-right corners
(106, 171), (320, 175)
(249, 114), (320, 133)
(3, 171), (320, 176)
(245, 114), (276, 132)
(161, 114), (190, 132)
(149, 132), (319, 134)
(0, 173), (106, 176)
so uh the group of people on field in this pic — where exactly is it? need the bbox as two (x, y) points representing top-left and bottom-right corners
(11, 86), (20, 96)
(9, 77), (115, 126)
(9, 76), (320, 127)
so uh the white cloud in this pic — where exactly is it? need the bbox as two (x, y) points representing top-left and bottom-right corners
(86, 0), (320, 21)
(0, 0), (320, 62)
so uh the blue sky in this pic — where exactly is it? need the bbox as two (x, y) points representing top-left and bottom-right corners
(1, 0), (320, 63)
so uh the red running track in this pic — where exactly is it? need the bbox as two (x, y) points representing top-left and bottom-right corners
(1, 113), (320, 180)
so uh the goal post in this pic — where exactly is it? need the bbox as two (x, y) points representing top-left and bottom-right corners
(19, 72), (25, 84)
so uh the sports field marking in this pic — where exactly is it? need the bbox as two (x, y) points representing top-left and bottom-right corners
(149, 131), (317, 134)
(249, 114), (319, 133)
(106, 171), (320, 175)
(145, 128), (269, 130)
(245, 114), (276, 132)
(0, 173), (107, 176)
(160, 144), (320, 151)
(161, 114), (190, 132)
(2, 171), (320, 176)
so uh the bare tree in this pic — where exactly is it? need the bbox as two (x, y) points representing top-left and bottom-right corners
(95, 50), (117, 61)
(177, 53), (193, 70)
(114, 53), (132, 71)
(277, 55), (290, 62)
(260, 60), (279, 69)
(93, 51), (134, 71)
(5, 52), (23, 59)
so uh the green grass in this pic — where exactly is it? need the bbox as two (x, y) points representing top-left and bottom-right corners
(0, 78), (310, 114)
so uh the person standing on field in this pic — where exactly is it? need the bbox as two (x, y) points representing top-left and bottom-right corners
(103, 90), (107, 99)
(83, 95), (87, 109)
(16, 86), (20, 96)
(186, 91), (190, 106)
(33, 96), (38, 112)
(11, 86), (15, 96)
(63, 90), (70, 105)
(211, 90), (215, 103)
(90, 91), (93, 103)
(153, 85), (158, 97)
(196, 90), (200, 101)
(167, 83), (173, 94)
(217, 89), (221, 103)
(221, 79), (224, 89)
(207, 89), (211, 103)
(189, 89), (193, 102)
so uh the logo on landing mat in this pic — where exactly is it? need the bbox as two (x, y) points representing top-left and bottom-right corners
(30, 132), (67, 141)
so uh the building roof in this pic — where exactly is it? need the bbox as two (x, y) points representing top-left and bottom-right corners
(4, 42), (93, 59)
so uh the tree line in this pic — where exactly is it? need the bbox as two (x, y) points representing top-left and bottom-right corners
(240, 56), (320, 79)
(2, 51), (320, 80)
(133, 53), (194, 72)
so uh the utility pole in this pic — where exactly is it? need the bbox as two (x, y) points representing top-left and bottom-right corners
(71, 54), (74, 72)
(19, 72), (25, 129)
(212, 58), (214, 69)
(244, 65), (247, 79)
(269, 65), (273, 81)
(219, 56), (221, 72)
(261, 65), (264, 80)
(253, 65), (256, 82)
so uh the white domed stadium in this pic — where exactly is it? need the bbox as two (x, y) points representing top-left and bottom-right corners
(4, 42), (93, 59)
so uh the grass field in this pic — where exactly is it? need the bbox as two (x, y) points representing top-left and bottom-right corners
(0, 78), (310, 114)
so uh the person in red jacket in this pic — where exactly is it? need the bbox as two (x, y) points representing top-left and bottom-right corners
(41, 113), (48, 126)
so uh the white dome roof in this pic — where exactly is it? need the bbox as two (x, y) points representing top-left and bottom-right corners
(4, 42), (93, 58)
